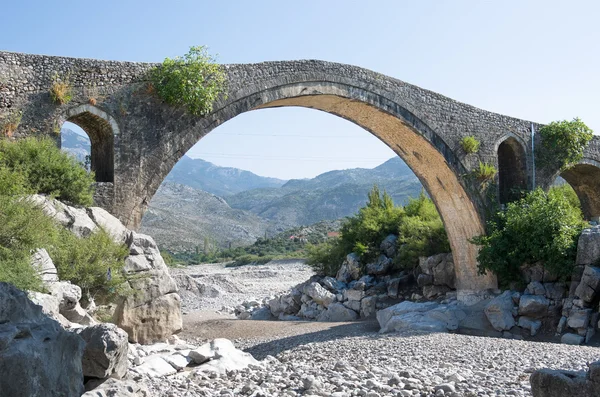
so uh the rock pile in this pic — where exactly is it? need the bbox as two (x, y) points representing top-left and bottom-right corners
(28, 194), (182, 344)
(531, 360), (600, 397)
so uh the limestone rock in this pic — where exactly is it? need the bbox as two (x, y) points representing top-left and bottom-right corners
(544, 282), (566, 301)
(250, 306), (273, 320)
(303, 282), (335, 307)
(317, 302), (358, 322)
(576, 226), (600, 265)
(380, 234), (398, 257)
(419, 253), (455, 289)
(336, 253), (361, 283)
(567, 309), (592, 329)
(191, 339), (260, 374)
(561, 333), (585, 345)
(377, 301), (466, 333)
(574, 265), (600, 303)
(132, 355), (177, 378)
(518, 295), (549, 318)
(360, 296), (377, 318)
(423, 285), (450, 299)
(77, 323), (129, 379)
(484, 291), (516, 331)
(46, 281), (82, 312)
(366, 255), (393, 275)
(30, 248), (58, 282)
(0, 282), (85, 397)
(518, 316), (542, 336)
(86, 207), (130, 244)
(525, 281), (545, 296)
(82, 378), (150, 397)
(530, 364), (600, 396)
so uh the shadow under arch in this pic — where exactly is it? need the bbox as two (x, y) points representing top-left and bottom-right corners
(65, 104), (117, 183)
(558, 158), (600, 220)
(496, 135), (528, 204)
(154, 81), (498, 295)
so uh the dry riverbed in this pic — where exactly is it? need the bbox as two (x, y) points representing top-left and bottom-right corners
(159, 261), (600, 397)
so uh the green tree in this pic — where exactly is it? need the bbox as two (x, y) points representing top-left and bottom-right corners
(537, 118), (594, 171)
(150, 46), (227, 116)
(472, 188), (587, 285)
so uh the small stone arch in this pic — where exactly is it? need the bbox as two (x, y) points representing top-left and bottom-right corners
(558, 158), (600, 221)
(496, 135), (528, 204)
(65, 104), (117, 183)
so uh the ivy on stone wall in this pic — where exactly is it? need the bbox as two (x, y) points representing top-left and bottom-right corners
(537, 118), (593, 171)
(149, 46), (227, 116)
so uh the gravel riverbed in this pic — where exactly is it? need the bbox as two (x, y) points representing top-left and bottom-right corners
(143, 261), (600, 397)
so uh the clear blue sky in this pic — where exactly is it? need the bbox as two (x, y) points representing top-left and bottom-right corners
(3, 1), (599, 179)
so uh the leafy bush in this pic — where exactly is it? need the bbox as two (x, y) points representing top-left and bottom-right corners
(307, 186), (448, 276)
(0, 196), (58, 292)
(537, 118), (593, 170)
(150, 46), (227, 116)
(0, 137), (95, 206)
(49, 73), (73, 105)
(461, 136), (480, 154)
(226, 254), (274, 267)
(472, 188), (587, 285)
(396, 193), (450, 268)
(49, 229), (129, 302)
(475, 161), (497, 181)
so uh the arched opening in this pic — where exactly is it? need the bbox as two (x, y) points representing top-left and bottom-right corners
(497, 137), (527, 204)
(558, 161), (600, 221)
(63, 105), (115, 183)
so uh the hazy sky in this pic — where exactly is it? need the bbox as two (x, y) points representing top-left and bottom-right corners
(4, 1), (599, 179)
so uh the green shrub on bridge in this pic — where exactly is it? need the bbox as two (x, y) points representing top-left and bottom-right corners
(0, 137), (95, 206)
(472, 187), (587, 285)
(460, 136), (481, 154)
(537, 118), (593, 171)
(150, 46), (227, 116)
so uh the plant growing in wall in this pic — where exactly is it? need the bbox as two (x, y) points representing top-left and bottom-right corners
(0, 111), (22, 137)
(475, 161), (497, 182)
(537, 118), (593, 171)
(150, 46), (227, 116)
(49, 72), (73, 105)
(460, 135), (480, 154)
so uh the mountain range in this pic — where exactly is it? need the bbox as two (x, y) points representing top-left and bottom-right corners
(61, 128), (423, 252)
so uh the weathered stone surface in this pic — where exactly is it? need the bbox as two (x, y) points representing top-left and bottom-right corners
(77, 323), (129, 379)
(191, 339), (260, 374)
(82, 378), (150, 397)
(574, 265), (600, 303)
(518, 316), (542, 336)
(518, 295), (549, 318)
(360, 296), (377, 318)
(132, 355), (177, 378)
(377, 301), (466, 333)
(86, 206), (130, 243)
(484, 291), (516, 331)
(380, 234), (398, 257)
(344, 288), (365, 302)
(303, 282), (335, 307)
(576, 226), (600, 265)
(0, 282), (84, 397)
(561, 333), (585, 345)
(417, 273), (434, 287)
(530, 367), (599, 397)
(423, 285), (451, 299)
(46, 281), (82, 312)
(544, 282), (566, 301)
(526, 281), (546, 296)
(317, 303), (358, 322)
(366, 254), (393, 275)
(336, 253), (361, 283)
(30, 248), (58, 282)
(567, 309), (592, 329)
(250, 306), (273, 320)
(419, 253), (455, 289)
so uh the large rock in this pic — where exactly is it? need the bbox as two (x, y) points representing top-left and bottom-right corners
(520, 262), (558, 283)
(576, 226), (600, 266)
(484, 291), (516, 331)
(0, 282), (84, 397)
(530, 361), (600, 397)
(86, 207), (130, 244)
(518, 295), (549, 318)
(316, 302), (358, 322)
(336, 253), (361, 283)
(30, 195), (97, 238)
(574, 265), (600, 303)
(46, 281), (82, 312)
(191, 339), (260, 374)
(30, 248), (58, 282)
(82, 379), (149, 397)
(303, 282), (335, 307)
(114, 232), (182, 344)
(366, 255), (393, 275)
(380, 234), (398, 258)
(419, 253), (455, 289)
(567, 309), (592, 329)
(77, 323), (129, 379)
(377, 301), (466, 333)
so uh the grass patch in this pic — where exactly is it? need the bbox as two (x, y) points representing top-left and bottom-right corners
(460, 136), (480, 154)
(49, 73), (73, 105)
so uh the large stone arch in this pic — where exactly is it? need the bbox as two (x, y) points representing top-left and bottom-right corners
(558, 158), (600, 221)
(141, 80), (497, 297)
(64, 104), (117, 183)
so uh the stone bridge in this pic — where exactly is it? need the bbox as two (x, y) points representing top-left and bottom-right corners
(2, 51), (600, 299)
